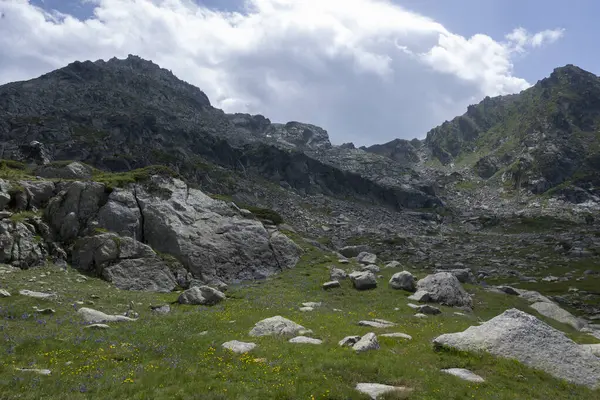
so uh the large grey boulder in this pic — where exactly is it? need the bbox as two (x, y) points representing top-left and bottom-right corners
(0, 220), (48, 269)
(178, 286), (225, 305)
(132, 177), (301, 282)
(433, 308), (600, 388)
(416, 272), (472, 308)
(389, 271), (416, 292)
(19, 181), (56, 209)
(357, 252), (377, 265)
(349, 271), (377, 290)
(249, 316), (311, 337)
(72, 233), (179, 292)
(96, 189), (142, 238)
(530, 302), (587, 331)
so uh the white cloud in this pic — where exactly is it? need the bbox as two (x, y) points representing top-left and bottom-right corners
(0, 0), (564, 145)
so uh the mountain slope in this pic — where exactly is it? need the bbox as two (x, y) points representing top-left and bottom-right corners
(422, 65), (600, 195)
(0, 55), (441, 211)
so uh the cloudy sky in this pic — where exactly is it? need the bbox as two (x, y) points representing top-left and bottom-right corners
(1, 0), (598, 146)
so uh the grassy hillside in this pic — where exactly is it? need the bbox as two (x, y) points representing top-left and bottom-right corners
(0, 236), (597, 400)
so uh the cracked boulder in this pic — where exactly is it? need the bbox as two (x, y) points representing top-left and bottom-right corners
(72, 233), (180, 292)
(0, 219), (48, 269)
(130, 176), (302, 283)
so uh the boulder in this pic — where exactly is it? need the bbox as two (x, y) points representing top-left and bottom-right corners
(77, 307), (136, 323)
(349, 271), (377, 290)
(353, 332), (380, 352)
(249, 316), (311, 337)
(72, 233), (178, 292)
(0, 220), (48, 269)
(416, 272), (472, 308)
(530, 301), (587, 331)
(339, 336), (362, 347)
(441, 368), (485, 382)
(408, 290), (430, 302)
(380, 332), (412, 340)
(339, 245), (370, 258)
(222, 340), (257, 353)
(385, 261), (402, 269)
(434, 268), (473, 283)
(178, 286), (226, 305)
(355, 383), (411, 399)
(19, 181), (56, 209)
(96, 189), (142, 238)
(433, 308), (600, 389)
(289, 336), (322, 345)
(389, 271), (416, 292)
(357, 252), (377, 265)
(36, 162), (93, 180)
(330, 268), (347, 281)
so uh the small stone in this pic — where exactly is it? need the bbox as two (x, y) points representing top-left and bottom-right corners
(418, 305), (441, 315)
(355, 383), (411, 399)
(441, 368), (485, 382)
(33, 307), (55, 314)
(330, 268), (347, 281)
(19, 290), (57, 300)
(0, 289), (11, 297)
(408, 290), (430, 302)
(380, 332), (412, 340)
(222, 340), (257, 353)
(407, 303), (419, 309)
(338, 259), (350, 264)
(353, 332), (379, 352)
(85, 324), (110, 330)
(323, 281), (341, 290)
(414, 313), (428, 319)
(302, 302), (322, 308)
(358, 319), (396, 328)
(339, 335), (362, 347)
(299, 307), (314, 312)
(385, 261), (402, 269)
(16, 368), (51, 376)
(289, 336), (322, 345)
(150, 304), (171, 314)
(362, 264), (380, 273)
(357, 252), (377, 265)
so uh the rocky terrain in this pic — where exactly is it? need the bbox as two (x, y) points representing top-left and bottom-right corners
(0, 56), (599, 399)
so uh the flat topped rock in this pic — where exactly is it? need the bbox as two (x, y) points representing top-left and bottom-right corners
(355, 383), (411, 399)
(441, 368), (485, 382)
(302, 302), (322, 308)
(222, 340), (257, 353)
(77, 307), (136, 324)
(289, 336), (322, 345)
(0, 289), (11, 297)
(322, 281), (341, 290)
(249, 316), (311, 337)
(380, 332), (412, 340)
(19, 290), (57, 300)
(358, 319), (396, 328)
(433, 308), (600, 389)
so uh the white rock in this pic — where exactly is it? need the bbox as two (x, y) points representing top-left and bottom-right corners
(356, 252), (377, 265)
(441, 368), (485, 382)
(389, 271), (416, 292)
(433, 308), (600, 389)
(302, 302), (322, 308)
(222, 340), (257, 353)
(0, 289), (10, 297)
(385, 261), (402, 269)
(407, 290), (430, 302)
(355, 383), (411, 399)
(339, 335), (361, 347)
(380, 333), (412, 340)
(289, 336), (322, 345)
(16, 368), (51, 375)
(249, 316), (311, 337)
(322, 281), (341, 290)
(358, 319), (395, 328)
(414, 313), (428, 318)
(19, 290), (57, 300)
(416, 272), (472, 308)
(581, 344), (600, 357)
(349, 271), (377, 290)
(77, 307), (136, 324)
(299, 307), (314, 312)
(353, 332), (379, 352)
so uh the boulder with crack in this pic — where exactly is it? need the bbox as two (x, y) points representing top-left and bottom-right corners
(433, 308), (600, 388)
(416, 272), (472, 308)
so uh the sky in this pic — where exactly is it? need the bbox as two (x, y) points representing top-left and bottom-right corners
(1, 0), (599, 146)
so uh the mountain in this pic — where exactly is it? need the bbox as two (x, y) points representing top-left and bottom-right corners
(421, 65), (600, 196)
(0, 55), (441, 211)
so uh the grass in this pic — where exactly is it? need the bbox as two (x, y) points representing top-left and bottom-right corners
(92, 165), (180, 189)
(0, 238), (597, 400)
(9, 210), (42, 223)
